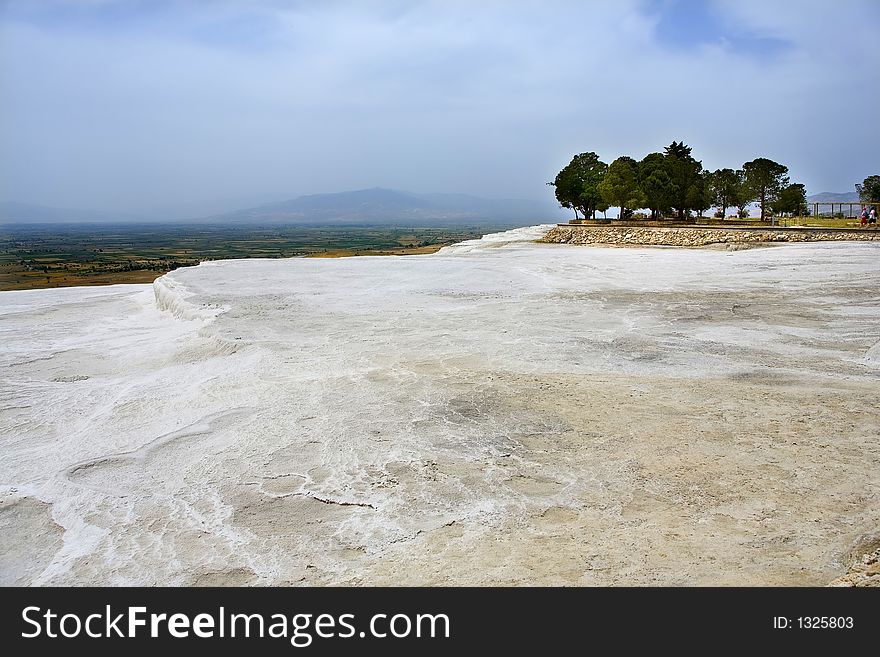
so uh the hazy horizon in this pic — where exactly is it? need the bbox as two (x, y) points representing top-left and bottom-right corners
(2, 0), (878, 218)
(0, 187), (569, 222)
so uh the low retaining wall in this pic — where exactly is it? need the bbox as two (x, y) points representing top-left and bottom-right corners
(542, 225), (879, 247)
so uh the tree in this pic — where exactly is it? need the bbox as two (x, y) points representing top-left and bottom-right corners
(742, 157), (789, 221)
(663, 140), (703, 220)
(599, 156), (645, 220)
(734, 169), (755, 218)
(548, 169), (581, 220)
(548, 152), (608, 220)
(856, 175), (880, 203)
(707, 168), (741, 219)
(638, 152), (674, 220)
(772, 183), (808, 216)
(686, 171), (712, 219)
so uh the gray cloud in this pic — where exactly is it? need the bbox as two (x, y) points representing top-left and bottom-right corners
(1, 0), (877, 217)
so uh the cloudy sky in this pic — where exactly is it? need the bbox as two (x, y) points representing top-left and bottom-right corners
(1, 0), (878, 218)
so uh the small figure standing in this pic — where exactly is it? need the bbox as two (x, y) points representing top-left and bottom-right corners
(860, 206), (869, 227)
(870, 207), (877, 226)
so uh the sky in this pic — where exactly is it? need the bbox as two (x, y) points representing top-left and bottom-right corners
(1, 0), (878, 218)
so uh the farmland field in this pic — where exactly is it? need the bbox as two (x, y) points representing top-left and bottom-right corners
(0, 223), (516, 291)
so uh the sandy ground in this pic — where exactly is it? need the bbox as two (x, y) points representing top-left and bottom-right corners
(1, 225), (878, 586)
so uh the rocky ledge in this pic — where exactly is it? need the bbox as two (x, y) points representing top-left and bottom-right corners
(828, 537), (880, 587)
(542, 225), (880, 248)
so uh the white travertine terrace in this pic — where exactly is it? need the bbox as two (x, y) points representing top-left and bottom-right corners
(1, 226), (878, 585)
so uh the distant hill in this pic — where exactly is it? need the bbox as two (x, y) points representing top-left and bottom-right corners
(0, 201), (149, 224)
(0, 190), (568, 225)
(204, 188), (568, 224)
(807, 191), (860, 203)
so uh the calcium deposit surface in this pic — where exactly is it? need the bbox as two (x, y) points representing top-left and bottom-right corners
(1, 226), (878, 585)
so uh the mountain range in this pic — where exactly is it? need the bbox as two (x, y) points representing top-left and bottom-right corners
(806, 192), (860, 203)
(203, 188), (567, 224)
(2, 189), (864, 226)
(0, 189), (568, 225)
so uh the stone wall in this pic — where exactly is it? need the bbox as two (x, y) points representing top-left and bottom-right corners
(542, 225), (880, 247)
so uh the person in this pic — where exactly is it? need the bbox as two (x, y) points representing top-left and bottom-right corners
(860, 207), (869, 227)
(870, 207), (877, 226)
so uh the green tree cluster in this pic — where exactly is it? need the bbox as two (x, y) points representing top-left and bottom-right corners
(551, 142), (803, 221)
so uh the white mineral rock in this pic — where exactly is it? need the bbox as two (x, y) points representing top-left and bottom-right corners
(1, 227), (878, 586)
